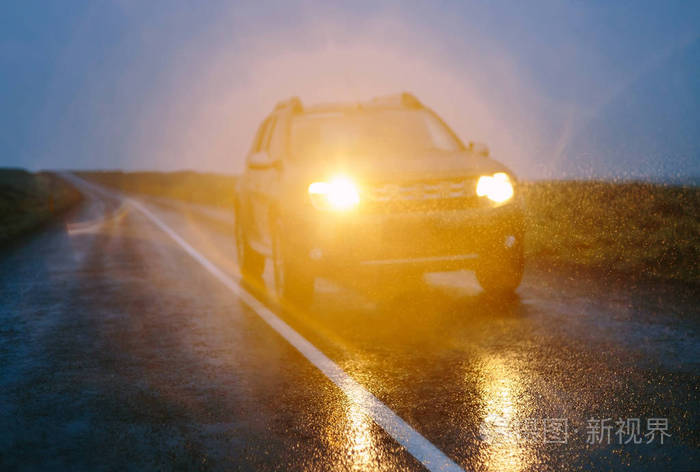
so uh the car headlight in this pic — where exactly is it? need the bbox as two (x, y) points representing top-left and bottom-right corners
(308, 176), (360, 211)
(476, 172), (514, 203)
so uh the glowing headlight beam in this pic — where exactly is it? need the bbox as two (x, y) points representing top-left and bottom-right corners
(308, 176), (360, 210)
(476, 172), (514, 203)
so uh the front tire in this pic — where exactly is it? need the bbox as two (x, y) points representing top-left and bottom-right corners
(272, 220), (315, 308)
(476, 237), (524, 295)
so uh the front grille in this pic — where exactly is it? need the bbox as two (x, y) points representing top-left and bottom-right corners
(363, 177), (480, 212)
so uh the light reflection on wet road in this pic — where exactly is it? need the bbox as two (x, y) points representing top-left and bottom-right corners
(476, 353), (528, 472)
(0, 178), (698, 471)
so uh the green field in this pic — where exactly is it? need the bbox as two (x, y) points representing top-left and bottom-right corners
(522, 181), (699, 285)
(0, 169), (83, 245)
(79, 171), (699, 286)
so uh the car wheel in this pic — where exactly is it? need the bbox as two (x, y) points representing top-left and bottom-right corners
(272, 219), (315, 308)
(476, 237), (524, 295)
(235, 213), (264, 281)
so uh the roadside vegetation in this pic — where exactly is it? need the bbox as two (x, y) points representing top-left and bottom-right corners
(523, 181), (699, 285)
(80, 171), (699, 285)
(0, 169), (83, 245)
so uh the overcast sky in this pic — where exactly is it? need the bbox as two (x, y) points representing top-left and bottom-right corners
(1, 0), (698, 179)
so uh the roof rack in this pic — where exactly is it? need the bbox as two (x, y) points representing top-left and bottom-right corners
(274, 93), (423, 114)
(367, 92), (423, 109)
(274, 97), (303, 112)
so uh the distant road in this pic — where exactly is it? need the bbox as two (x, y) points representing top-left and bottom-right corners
(0, 174), (697, 471)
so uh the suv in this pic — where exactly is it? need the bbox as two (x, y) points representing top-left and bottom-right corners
(234, 93), (524, 306)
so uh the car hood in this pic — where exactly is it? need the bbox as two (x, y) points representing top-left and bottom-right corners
(292, 149), (515, 184)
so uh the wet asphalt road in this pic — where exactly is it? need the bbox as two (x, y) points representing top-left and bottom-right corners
(0, 176), (698, 471)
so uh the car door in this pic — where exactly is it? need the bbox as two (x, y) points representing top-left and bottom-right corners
(246, 115), (278, 251)
(242, 117), (272, 249)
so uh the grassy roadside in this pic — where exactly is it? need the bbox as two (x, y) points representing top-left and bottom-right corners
(523, 181), (699, 285)
(79, 171), (699, 285)
(0, 169), (83, 246)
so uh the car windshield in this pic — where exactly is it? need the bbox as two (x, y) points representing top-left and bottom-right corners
(289, 109), (463, 160)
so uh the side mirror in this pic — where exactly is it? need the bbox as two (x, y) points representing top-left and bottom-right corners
(468, 141), (490, 157)
(247, 152), (281, 170)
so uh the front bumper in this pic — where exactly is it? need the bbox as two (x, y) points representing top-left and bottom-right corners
(286, 203), (524, 273)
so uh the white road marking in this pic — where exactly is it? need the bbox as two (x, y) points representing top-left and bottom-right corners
(126, 199), (465, 472)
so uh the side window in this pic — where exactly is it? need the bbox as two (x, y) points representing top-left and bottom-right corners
(261, 116), (277, 152)
(251, 118), (270, 154)
(268, 113), (287, 158)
